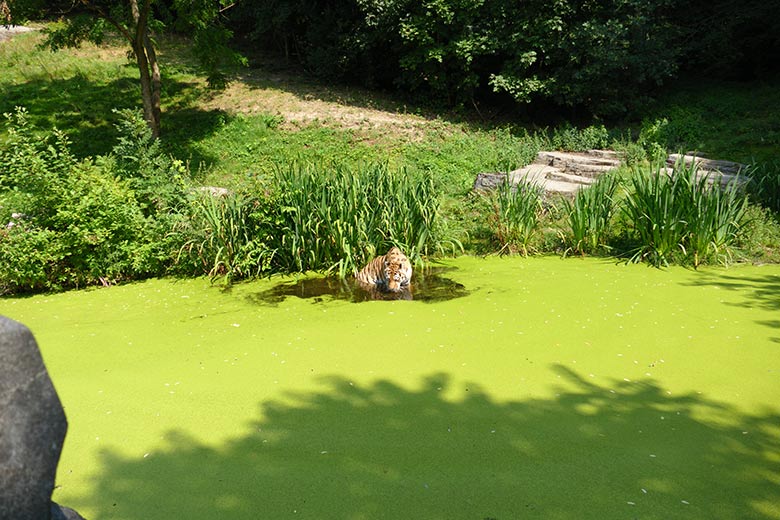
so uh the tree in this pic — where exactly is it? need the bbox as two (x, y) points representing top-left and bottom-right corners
(3, 0), (244, 137)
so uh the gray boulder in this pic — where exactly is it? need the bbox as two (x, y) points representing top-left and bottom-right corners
(0, 316), (84, 520)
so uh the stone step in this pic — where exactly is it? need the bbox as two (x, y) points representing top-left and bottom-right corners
(586, 149), (620, 160)
(658, 166), (746, 189)
(541, 178), (583, 195)
(545, 169), (597, 186)
(666, 153), (746, 175)
(509, 165), (558, 185)
(535, 151), (620, 178)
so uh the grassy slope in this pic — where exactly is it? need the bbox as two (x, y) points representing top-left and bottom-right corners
(5, 30), (776, 184)
(1, 29), (778, 263)
(639, 78), (780, 164)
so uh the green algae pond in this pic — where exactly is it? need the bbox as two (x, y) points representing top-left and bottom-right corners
(2, 256), (779, 520)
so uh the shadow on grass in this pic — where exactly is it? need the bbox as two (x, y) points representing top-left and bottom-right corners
(0, 73), (229, 167)
(232, 52), (528, 132)
(76, 366), (779, 519)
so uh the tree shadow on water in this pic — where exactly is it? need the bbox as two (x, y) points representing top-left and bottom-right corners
(682, 272), (780, 313)
(681, 271), (780, 343)
(77, 366), (780, 519)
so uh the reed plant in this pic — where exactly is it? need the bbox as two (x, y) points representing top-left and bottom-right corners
(178, 192), (272, 283)
(622, 161), (748, 267)
(271, 163), (459, 277)
(746, 161), (780, 214)
(488, 177), (544, 256)
(561, 174), (620, 256)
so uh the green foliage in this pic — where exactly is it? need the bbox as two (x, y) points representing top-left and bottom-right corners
(746, 161), (780, 214)
(270, 163), (459, 277)
(638, 107), (705, 160)
(735, 204), (780, 264)
(543, 125), (611, 152)
(621, 161), (749, 267)
(175, 191), (273, 283)
(562, 174), (620, 256)
(0, 108), (153, 292)
(238, 0), (681, 115)
(487, 178), (544, 256)
(111, 108), (189, 216)
(0, 225), (64, 294)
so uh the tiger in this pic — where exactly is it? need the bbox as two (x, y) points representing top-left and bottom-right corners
(355, 246), (413, 293)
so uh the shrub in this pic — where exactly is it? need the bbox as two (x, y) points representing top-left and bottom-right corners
(0, 107), (158, 292)
(545, 125), (611, 152)
(111, 108), (190, 216)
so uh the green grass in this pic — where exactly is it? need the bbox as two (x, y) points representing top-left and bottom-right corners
(639, 79), (780, 163)
(1, 256), (779, 519)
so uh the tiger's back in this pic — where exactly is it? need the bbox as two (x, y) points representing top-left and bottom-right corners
(355, 247), (412, 292)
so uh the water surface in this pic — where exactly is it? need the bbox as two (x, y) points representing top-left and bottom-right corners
(1, 256), (778, 520)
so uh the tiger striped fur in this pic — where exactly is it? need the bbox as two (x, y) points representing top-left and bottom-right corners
(355, 246), (412, 293)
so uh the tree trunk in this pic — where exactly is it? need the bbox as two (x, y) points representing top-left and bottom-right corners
(128, 0), (160, 137)
(143, 34), (162, 136)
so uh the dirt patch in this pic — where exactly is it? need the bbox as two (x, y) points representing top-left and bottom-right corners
(0, 25), (34, 43)
(201, 70), (446, 141)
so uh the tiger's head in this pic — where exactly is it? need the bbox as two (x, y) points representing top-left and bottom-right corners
(384, 247), (411, 292)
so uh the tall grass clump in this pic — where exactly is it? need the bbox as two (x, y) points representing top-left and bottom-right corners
(175, 191), (274, 283)
(622, 161), (748, 267)
(270, 163), (459, 277)
(561, 174), (620, 256)
(488, 178), (544, 256)
(746, 161), (780, 214)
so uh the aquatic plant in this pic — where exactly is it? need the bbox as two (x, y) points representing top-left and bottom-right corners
(622, 160), (748, 267)
(561, 173), (620, 256)
(271, 162), (459, 278)
(177, 192), (272, 283)
(488, 177), (544, 256)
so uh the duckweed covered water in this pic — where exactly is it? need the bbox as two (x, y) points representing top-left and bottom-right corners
(1, 256), (779, 520)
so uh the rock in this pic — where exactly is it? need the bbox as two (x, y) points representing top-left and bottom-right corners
(473, 172), (508, 191)
(474, 150), (622, 196)
(50, 503), (87, 520)
(195, 186), (230, 197)
(666, 153), (746, 175)
(665, 153), (749, 189)
(0, 317), (84, 520)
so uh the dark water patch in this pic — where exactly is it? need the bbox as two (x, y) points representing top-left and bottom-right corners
(247, 267), (469, 305)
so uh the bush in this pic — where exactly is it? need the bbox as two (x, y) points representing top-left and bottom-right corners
(0, 107), (176, 293)
(544, 125), (611, 152)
